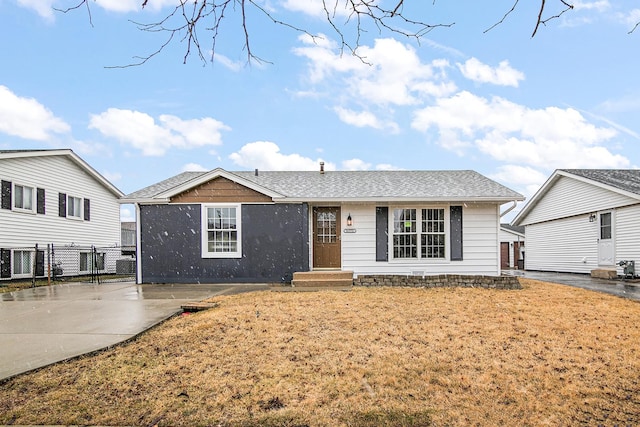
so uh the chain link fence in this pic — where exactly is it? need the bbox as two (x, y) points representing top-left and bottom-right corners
(0, 244), (136, 286)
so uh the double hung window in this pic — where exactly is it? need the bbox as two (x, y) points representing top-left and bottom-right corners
(392, 208), (447, 260)
(14, 184), (34, 211)
(202, 204), (242, 258)
(67, 196), (83, 219)
(13, 250), (32, 276)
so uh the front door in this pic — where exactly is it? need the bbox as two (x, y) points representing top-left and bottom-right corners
(313, 207), (341, 268)
(598, 211), (615, 266)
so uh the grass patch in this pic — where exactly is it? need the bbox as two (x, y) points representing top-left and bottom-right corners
(1, 279), (640, 426)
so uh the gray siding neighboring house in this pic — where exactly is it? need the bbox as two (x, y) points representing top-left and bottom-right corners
(512, 169), (640, 276)
(121, 168), (524, 284)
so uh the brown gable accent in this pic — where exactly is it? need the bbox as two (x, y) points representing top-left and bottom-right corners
(170, 176), (273, 204)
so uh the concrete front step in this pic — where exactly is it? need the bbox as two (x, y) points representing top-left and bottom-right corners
(591, 268), (618, 280)
(290, 270), (354, 290)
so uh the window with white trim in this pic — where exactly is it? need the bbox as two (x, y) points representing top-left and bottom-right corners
(392, 208), (447, 260)
(13, 250), (32, 276)
(80, 252), (105, 272)
(67, 196), (82, 219)
(14, 184), (34, 211)
(202, 204), (242, 258)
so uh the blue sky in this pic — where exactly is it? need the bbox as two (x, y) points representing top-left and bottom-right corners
(1, 1), (639, 222)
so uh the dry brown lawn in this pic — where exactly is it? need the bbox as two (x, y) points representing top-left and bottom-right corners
(1, 279), (640, 426)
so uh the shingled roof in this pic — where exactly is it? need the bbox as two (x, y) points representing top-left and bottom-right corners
(122, 169), (523, 203)
(559, 169), (640, 196)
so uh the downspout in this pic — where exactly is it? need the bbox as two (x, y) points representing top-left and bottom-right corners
(135, 203), (142, 284)
(500, 200), (518, 218)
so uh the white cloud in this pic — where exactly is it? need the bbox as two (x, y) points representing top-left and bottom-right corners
(17, 0), (55, 20)
(294, 36), (457, 106)
(102, 171), (122, 183)
(375, 163), (402, 171)
(282, 0), (352, 18)
(342, 158), (371, 170)
(572, 0), (610, 12)
(89, 108), (230, 156)
(489, 165), (548, 199)
(229, 141), (336, 171)
(457, 58), (525, 87)
(182, 162), (209, 172)
(333, 107), (399, 132)
(120, 205), (135, 222)
(0, 85), (70, 140)
(94, 0), (180, 12)
(214, 54), (244, 72)
(412, 91), (627, 170)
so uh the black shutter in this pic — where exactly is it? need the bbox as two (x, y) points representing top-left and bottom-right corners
(37, 188), (45, 214)
(1, 180), (11, 210)
(35, 250), (45, 277)
(0, 249), (10, 278)
(450, 206), (463, 261)
(58, 193), (66, 217)
(84, 198), (90, 221)
(376, 207), (389, 262)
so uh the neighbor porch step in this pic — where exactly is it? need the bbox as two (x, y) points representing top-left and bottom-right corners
(289, 270), (354, 290)
(591, 268), (618, 280)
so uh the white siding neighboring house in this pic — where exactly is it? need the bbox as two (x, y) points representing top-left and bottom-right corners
(0, 149), (124, 280)
(512, 169), (640, 277)
(499, 224), (525, 270)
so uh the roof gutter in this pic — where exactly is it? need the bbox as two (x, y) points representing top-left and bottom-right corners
(500, 200), (518, 218)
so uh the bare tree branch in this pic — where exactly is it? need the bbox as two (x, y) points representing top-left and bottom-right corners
(629, 22), (640, 34)
(56, 0), (597, 68)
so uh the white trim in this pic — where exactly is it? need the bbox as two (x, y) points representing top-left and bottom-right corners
(387, 205), (451, 263)
(0, 150), (123, 198)
(201, 203), (242, 259)
(12, 182), (35, 213)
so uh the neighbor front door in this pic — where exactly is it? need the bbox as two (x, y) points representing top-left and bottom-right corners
(598, 211), (615, 266)
(313, 207), (341, 269)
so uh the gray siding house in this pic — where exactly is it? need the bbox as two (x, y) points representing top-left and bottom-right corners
(121, 168), (523, 284)
(512, 169), (640, 277)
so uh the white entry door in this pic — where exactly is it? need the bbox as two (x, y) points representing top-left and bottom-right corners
(597, 211), (614, 266)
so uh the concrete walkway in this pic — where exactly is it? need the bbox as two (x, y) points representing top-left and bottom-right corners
(0, 281), (268, 381)
(506, 270), (640, 302)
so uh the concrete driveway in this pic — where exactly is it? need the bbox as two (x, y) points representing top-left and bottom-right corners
(0, 281), (268, 381)
(506, 270), (640, 302)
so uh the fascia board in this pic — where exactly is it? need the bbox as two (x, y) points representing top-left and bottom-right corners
(511, 170), (560, 226)
(278, 196), (524, 204)
(0, 149), (125, 198)
(500, 227), (525, 238)
(155, 168), (284, 200)
(118, 198), (170, 205)
(561, 170), (640, 202)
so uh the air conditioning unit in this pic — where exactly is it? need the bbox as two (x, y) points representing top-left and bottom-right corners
(618, 260), (636, 279)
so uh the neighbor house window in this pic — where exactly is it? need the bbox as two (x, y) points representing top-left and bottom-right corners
(14, 184), (34, 211)
(201, 204), (242, 258)
(80, 252), (105, 272)
(13, 250), (32, 276)
(67, 196), (82, 219)
(392, 208), (447, 260)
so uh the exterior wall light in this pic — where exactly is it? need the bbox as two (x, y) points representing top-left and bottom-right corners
(347, 213), (353, 227)
(589, 213), (596, 222)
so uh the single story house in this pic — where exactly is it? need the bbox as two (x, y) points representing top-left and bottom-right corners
(512, 169), (640, 277)
(0, 149), (124, 280)
(499, 224), (525, 270)
(121, 167), (524, 284)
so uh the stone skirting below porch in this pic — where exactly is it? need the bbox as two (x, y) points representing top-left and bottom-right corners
(353, 274), (522, 290)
